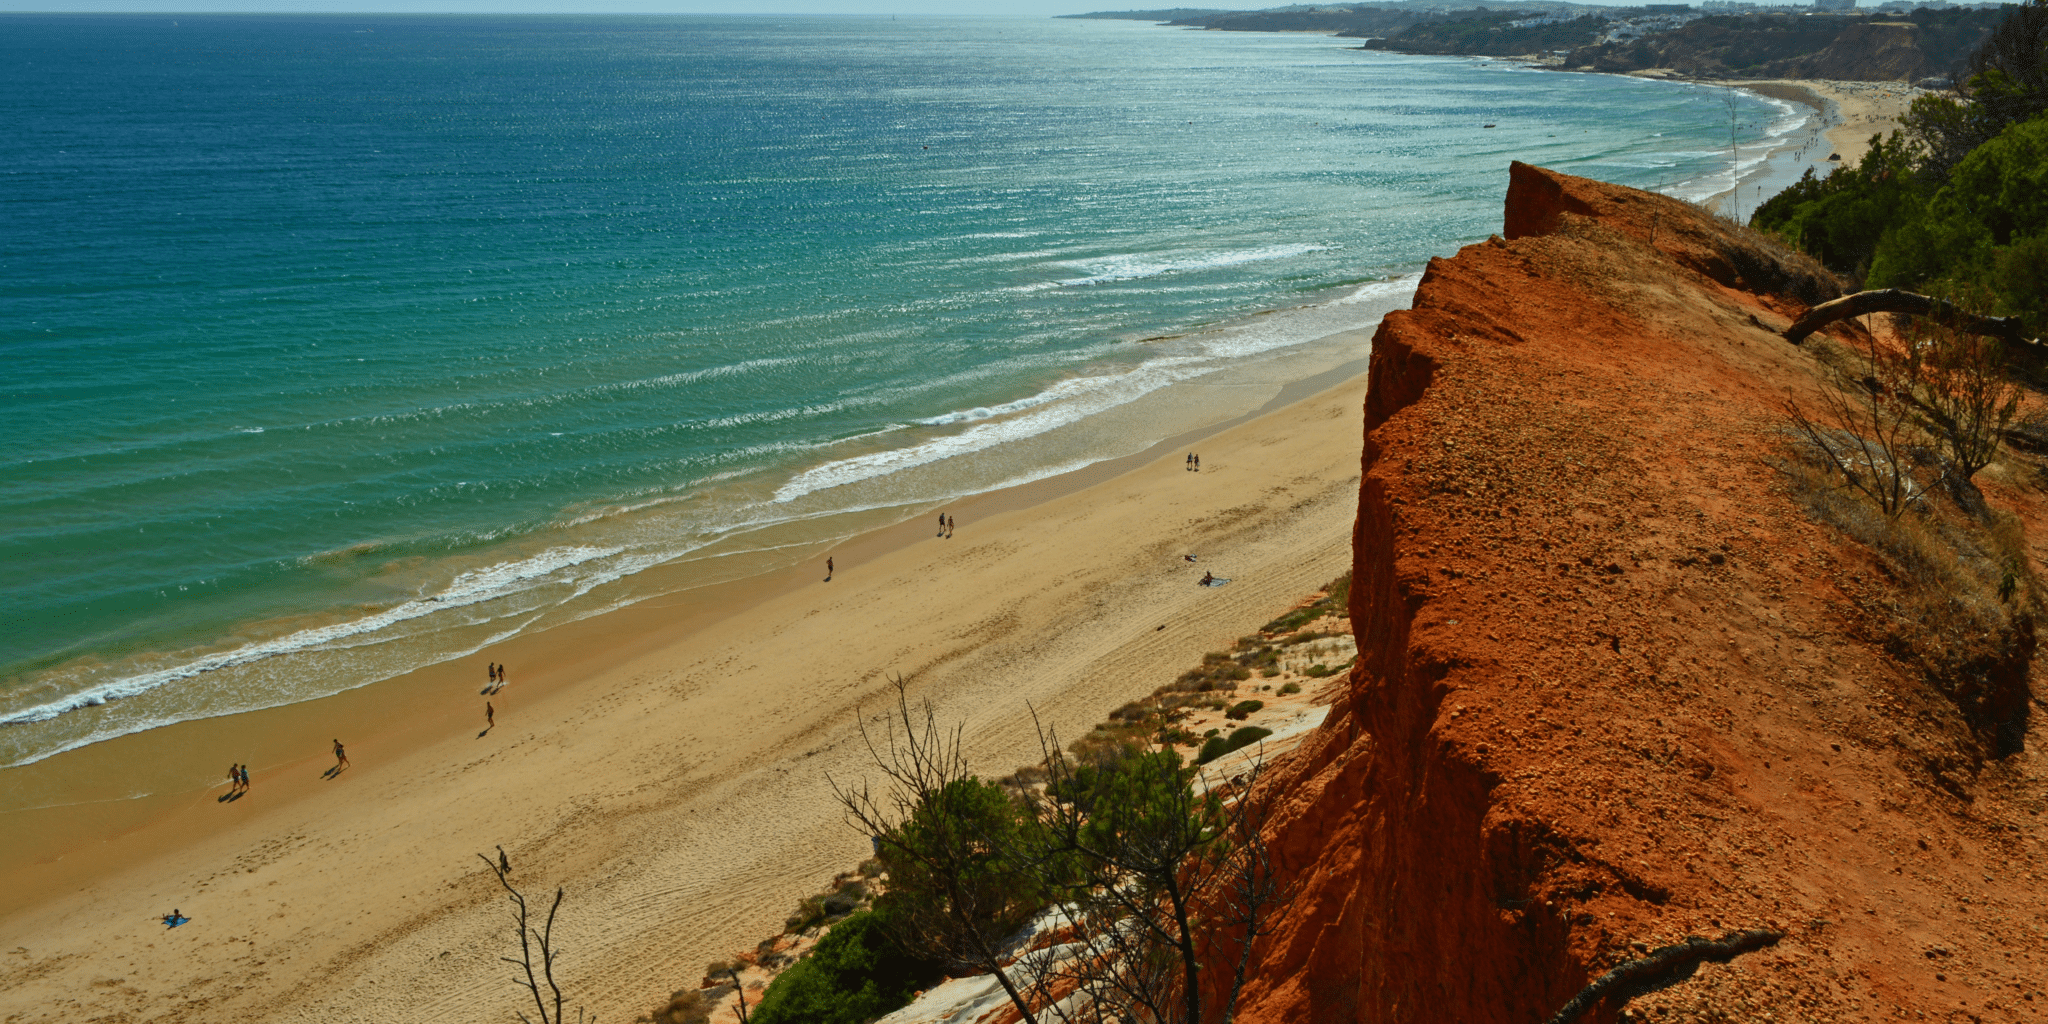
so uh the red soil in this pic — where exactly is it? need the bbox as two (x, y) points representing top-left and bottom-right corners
(1231, 164), (2048, 1024)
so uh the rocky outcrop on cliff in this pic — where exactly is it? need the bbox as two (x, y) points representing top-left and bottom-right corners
(1232, 164), (2048, 1023)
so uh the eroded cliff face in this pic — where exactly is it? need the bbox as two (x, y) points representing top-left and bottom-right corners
(1232, 164), (2048, 1024)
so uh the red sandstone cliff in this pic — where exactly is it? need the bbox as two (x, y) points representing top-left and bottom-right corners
(1233, 164), (2048, 1023)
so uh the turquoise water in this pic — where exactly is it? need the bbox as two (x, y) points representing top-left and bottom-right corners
(0, 14), (1802, 767)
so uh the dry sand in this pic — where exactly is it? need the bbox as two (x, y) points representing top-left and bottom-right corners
(1735, 78), (1924, 168)
(0, 351), (1371, 1024)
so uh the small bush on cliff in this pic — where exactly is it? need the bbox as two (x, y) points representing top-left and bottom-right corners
(746, 912), (943, 1024)
(645, 988), (711, 1024)
(1012, 740), (1289, 1024)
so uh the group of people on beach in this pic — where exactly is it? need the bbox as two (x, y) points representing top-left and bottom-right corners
(937, 512), (955, 538)
(1184, 452), (1201, 472)
(222, 657), (502, 803)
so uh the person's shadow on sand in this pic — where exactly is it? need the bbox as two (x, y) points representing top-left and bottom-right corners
(217, 791), (243, 804)
(321, 765), (346, 780)
(478, 727), (492, 739)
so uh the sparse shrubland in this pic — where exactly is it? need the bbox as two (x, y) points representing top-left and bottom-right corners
(665, 577), (1348, 1024)
(1783, 314), (2040, 756)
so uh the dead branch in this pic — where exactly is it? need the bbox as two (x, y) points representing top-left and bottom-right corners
(1785, 289), (2034, 346)
(828, 676), (1041, 1024)
(1543, 929), (1783, 1024)
(479, 853), (586, 1024)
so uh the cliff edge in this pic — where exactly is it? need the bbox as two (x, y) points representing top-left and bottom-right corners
(1234, 164), (2048, 1023)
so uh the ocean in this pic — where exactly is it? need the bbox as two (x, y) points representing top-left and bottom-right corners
(0, 14), (1804, 769)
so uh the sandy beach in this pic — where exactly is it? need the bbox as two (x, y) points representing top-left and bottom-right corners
(0, 346), (1371, 1023)
(1679, 77), (1921, 220)
(1734, 78), (1924, 169)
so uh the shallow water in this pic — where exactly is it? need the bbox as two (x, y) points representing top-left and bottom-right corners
(0, 14), (1800, 767)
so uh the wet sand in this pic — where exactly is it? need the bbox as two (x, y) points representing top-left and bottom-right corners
(0, 341), (1373, 1024)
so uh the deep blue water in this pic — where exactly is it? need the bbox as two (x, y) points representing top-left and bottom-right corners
(0, 14), (1801, 766)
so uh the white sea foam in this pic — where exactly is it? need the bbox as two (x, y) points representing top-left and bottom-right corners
(1662, 91), (1813, 205)
(1054, 242), (1338, 287)
(773, 358), (1214, 503)
(0, 544), (622, 729)
(773, 274), (1419, 504)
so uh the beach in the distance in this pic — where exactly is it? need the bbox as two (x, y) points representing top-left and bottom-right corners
(1694, 78), (1921, 219)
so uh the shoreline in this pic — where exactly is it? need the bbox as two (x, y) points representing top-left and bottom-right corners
(0, 272), (1414, 776)
(0, 335), (1375, 1023)
(0, 335), (1377, 892)
(1690, 78), (1924, 216)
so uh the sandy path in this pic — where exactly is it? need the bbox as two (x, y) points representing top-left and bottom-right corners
(0, 366), (1369, 1024)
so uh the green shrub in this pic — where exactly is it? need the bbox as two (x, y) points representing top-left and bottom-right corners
(1195, 726), (1274, 765)
(748, 912), (943, 1024)
(1225, 700), (1263, 721)
(1278, 682), (1302, 695)
(874, 777), (1051, 952)
(1304, 664), (1333, 678)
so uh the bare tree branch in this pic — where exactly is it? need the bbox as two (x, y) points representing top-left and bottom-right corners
(480, 853), (587, 1024)
(1785, 288), (2035, 346)
(829, 676), (1041, 1024)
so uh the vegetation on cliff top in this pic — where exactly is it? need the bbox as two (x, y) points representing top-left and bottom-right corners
(1360, 12), (1608, 57)
(1561, 8), (2004, 80)
(1753, 0), (2048, 335)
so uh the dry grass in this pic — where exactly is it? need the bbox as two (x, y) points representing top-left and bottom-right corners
(992, 574), (1353, 783)
(1695, 205), (1849, 304)
(1782, 445), (2039, 756)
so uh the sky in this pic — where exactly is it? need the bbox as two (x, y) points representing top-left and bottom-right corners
(0, 0), (1660, 16)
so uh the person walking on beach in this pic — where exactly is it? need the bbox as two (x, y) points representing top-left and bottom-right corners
(938, 511), (946, 536)
(1186, 452), (1193, 471)
(486, 701), (495, 729)
(333, 739), (349, 769)
(228, 764), (242, 794)
(945, 514), (955, 538)
(488, 662), (498, 688)
(826, 556), (834, 579)
(238, 764), (250, 791)
(1193, 454), (1200, 472)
